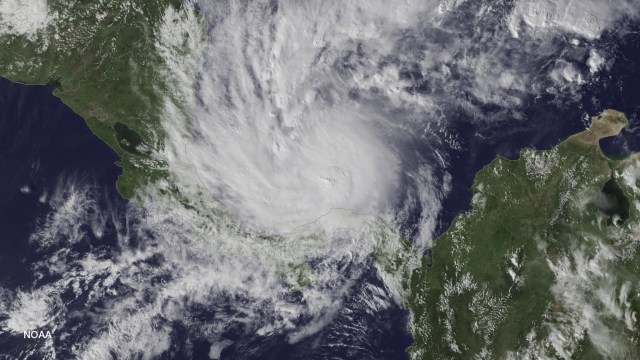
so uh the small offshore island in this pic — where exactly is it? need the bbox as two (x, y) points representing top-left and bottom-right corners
(408, 110), (640, 359)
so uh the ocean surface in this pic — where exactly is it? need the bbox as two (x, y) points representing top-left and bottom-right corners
(0, 78), (413, 359)
(595, 29), (640, 158)
(1, 21), (639, 358)
(435, 24), (640, 238)
(0, 78), (122, 290)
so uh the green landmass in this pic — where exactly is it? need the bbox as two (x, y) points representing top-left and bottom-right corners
(408, 110), (640, 359)
(0, 0), (184, 199)
(5, 4), (640, 359)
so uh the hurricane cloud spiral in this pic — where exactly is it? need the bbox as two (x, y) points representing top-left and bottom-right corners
(162, 1), (439, 240)
(161, 0), (634, 244)
(2, 0), (639, 358)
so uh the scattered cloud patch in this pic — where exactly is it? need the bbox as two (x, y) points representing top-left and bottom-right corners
(508, 0), (639, 39)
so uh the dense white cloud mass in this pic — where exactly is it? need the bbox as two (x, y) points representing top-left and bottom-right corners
(0, 0), (53, 38)
(1, 177), (416, 358)
(157, 0), (640, 248)
(161, 0), (452, 244)
(3, 0), (640, 358)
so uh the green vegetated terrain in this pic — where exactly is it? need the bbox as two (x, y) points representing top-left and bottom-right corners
(409, 110), (640, 359)
(4, 4), (640, 359)
(0, 0), (181, 198)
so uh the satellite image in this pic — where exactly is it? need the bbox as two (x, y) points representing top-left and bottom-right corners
(1, 0), (640, 359)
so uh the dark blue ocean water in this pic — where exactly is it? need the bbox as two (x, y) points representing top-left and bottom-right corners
(0, 78), (411, 359)
(432, 23), (640, 239)
(0, 77), (122, 289)
(1, 20), (639, 360)
(593, 29), (640, 158)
